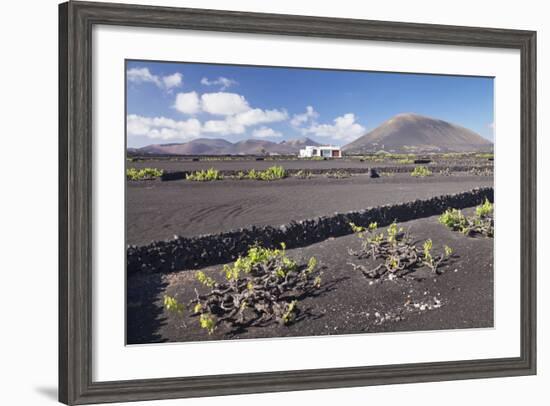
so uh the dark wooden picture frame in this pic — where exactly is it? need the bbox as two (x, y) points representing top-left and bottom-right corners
(59, 1), (536, 404)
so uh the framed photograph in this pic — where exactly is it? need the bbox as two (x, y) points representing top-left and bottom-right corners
(59, 1), (536, 404)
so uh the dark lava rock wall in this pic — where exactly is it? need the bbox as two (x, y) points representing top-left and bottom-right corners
(158, 165), (492, 181)
(127, 187), (493, 275)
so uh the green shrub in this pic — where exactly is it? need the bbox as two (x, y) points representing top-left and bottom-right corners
(186, 168), (223, 181)
(259, 165), (286, 180)
(126, 167), (163, 180)
(475, 198), (493, 217)
(441, 152), (465, 160)
(348, 220), (452, 278)
(246, 169), (259, 180)
(189, 244), (322, 334)
(199, 313), (216, 334)
(439, 199), (494, 237)
(387, 153), (415, 161)
(196, 271), (216, 287)
(411, 166), (432, 177)
(438, 208), (468, 231)
(163, 295), (184, 315)
(475, 153), (494, 159)
(246, 166), (286, 181)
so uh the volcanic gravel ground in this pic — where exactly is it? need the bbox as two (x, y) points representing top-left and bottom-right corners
(127, 213), (493, 344)
(127, 174), (493, 245)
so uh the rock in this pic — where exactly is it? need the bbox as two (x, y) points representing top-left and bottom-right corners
(126, 187), (493, 275)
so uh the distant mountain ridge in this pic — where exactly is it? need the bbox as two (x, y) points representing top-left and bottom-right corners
(279, 137), (321, 148)
(130, 114), (492, 156)
(343, 113), (493, 154)
(134, 136), (321, 156)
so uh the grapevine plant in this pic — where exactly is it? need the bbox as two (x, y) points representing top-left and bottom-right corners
(164, 244), (322, 335)
(438, 198), (494, 237)
(246, 166), (287, 181)
(126, 167), (164, 180)
(186, 168), (223, 181)
(410, 166), (432, 177)
(348, 221), (453, 280)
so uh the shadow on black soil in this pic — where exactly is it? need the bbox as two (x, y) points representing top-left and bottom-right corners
(127, 272), (168, 344)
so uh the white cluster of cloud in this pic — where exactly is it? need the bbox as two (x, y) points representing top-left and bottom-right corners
(201, 92), (251, 116)
(127, 67), (183, 91)
(128, 91), (287, 140)
(304, 113), (365, 141)
(127, 68), (366, 143)
(290, 105), (319, 127)
(200, 76), (238, 91)
(162, 73), (183, 90)
(202, 108), (287, 136)
(173, 92), (251, 116)
(173, 92), (201, 115)
(292, 106), (365, 142)
(172, 91), (287, 136)
(127, 114), (201, 141)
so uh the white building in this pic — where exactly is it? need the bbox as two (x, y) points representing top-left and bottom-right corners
(299, 145), (342, 158)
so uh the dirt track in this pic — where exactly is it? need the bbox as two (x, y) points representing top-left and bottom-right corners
(126, 174), (493, 245)
(127, 213), (493, 344)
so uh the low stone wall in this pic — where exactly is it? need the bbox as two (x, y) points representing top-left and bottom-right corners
(159, 164), (493, 181)
(127, 187), (493, 275)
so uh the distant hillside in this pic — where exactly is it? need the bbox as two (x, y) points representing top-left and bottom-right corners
(279, 137), (321, 149)
(343, 113), (493, 154)
(232, 139), (296, 155)
(134, 136), (322, 156)
(139, 139), (235, 155)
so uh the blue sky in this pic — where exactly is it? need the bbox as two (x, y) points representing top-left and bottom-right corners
(126, 60), (494, 148)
